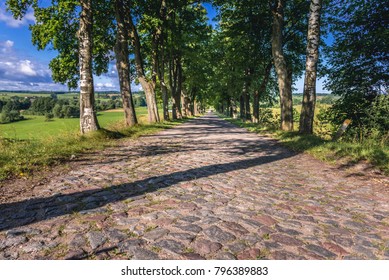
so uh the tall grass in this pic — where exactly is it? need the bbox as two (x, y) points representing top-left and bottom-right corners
(224, 117), (389, 175)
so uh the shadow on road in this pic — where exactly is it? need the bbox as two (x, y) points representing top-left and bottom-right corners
(0, 150), (295, 232)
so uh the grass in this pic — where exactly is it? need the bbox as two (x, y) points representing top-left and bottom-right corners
(223, 116), (389, 175)
(0, 108), (186, 181)
(0, 107), (149, 140)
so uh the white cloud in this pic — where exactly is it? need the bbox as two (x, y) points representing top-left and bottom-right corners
(0, 55), (51, 83)
(5, 40), (14, 47)
(0, 40), (14, 53)
(19, 60), (37, 76)
(0, 37), (139, 93)
(0, 5), (35, 28)
(0, 80), (68, 91)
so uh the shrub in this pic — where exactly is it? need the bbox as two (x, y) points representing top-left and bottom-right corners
(320, 93), (388, 142)
(1, 110), (23, 123)
(45, 112), (54, 122)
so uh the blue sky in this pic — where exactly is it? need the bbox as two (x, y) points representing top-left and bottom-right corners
(0, 3), (328, 93)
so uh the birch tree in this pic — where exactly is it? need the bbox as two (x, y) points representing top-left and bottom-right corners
(78, 0), (99, 133)
(299, 0), (322, 134)
(6, 0), (118, 133)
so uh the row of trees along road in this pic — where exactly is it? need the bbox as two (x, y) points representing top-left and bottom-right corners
(6, 0), (388, 138)
(6, 0), (211, 134)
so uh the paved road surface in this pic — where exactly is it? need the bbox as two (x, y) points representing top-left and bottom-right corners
(0, 114), (388, 259)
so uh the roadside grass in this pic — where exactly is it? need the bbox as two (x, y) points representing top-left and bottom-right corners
(223, 117), (389, 175)
(0, 109), (186, 181)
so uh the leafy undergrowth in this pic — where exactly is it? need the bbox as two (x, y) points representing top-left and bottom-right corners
(0, 120), (186, 181)
(224, 117), (389, 175)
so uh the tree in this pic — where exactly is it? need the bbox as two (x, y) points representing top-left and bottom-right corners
(271, 0), (293, 131)
(114, 0), (138, 126)
(31, 97), (56, 115)
(127, 1), (160, 123)
(325, 0), (388, 97)
(78, 0), (100, 133)
(299, 0), (322, 134)
(0, 100), (23, 123)
(211, 0), (307, 126)
(6, 0), (110, 133)
(212, 0), (275, 121)
(268, 0), (310, 130)
(322, 0), (388, 141)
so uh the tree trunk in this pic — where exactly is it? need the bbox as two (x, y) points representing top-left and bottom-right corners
(181, 89), (191, 117)
(79, 0), (99, 134)
(228, 98), (235, 118)
(181, 92), (187, 117)
(253, 90), (259, 123)
(176, 59), (183, 118)
(271, 0), (294, 131)
(299, 0), (322, 134)
(245, 88), (251, 121)
(194, 99), (199, 115)
(128, 10), (160, 123)
(158, 39), (169, 121)
(170, 57), (182, 119)
(160, 76), (169, 120)
(156, 0), (169, 121)
(253, 62), (272, 123)
(114, 0), (137, 127)
(240, 93), (245, 120)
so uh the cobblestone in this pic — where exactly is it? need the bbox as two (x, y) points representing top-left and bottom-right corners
(0, 113), (388, 259)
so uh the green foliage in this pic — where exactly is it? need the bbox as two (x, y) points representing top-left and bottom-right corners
(325, 0), (388, 96)
(320, 94), (388, 142)
(30, 97), (56, 115)
(318, 95), (338, 105)
(292, 107), (300, 123)
(45, 112), (54, 121)
(7, 0), (114, 89)
(0, 100), (24, 123)
(256, 108), (279, 129)
(1, 110), (24, 124)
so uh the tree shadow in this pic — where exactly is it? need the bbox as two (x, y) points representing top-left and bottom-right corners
(72, 136), (286, 167)
(0, 151), (295, 232)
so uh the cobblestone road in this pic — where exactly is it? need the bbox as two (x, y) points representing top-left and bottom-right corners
(1, 114), (388, 259)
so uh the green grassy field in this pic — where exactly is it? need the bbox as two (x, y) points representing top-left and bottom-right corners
(0, 106), (184, 181)
(0, 107), (149, 140)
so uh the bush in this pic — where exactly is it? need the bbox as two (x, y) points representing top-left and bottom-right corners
(293, 107), (300, 123)
(53, 104), (64, 118)
(31, 97), (56, 115)
(318, 95), (338, 105)
(45, 112), (54, 122)
(62, 105), (79, 118)
(320, 93), (388, 142)
(1, 110), (23, 123)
